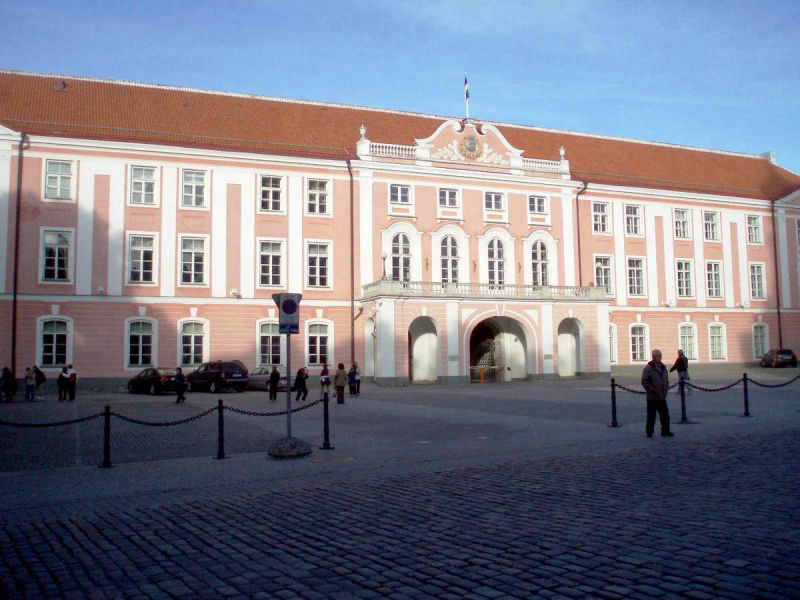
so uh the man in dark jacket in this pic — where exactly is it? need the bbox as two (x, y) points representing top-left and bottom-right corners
(268, 366), (280, 401)
(641, 349), (674, 438)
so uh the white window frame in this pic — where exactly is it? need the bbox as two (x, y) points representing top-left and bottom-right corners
(749, 262), (766, 300)
(483, 190), (508, 223)
(592, 201), (611, 234)
(39, 227), (75, 284)
(129, 165), (159, 207)
(624, 204), (643, 237)
(430, 224), (469, 285)
(256, 319), (285, 367)
(437, 187), (463, 220)
(708, 323), (727, 361)
(705, 260), (723, 299)
(531, 240), (550, 286)
(746, 214), (763, 245)
(608, 324), (618, 363)
(126, 232), (159, 286)
(630, 323), (649, 363)
(42, 159), (76, 203)
(626, 256), (646, 297)
(177, 318), (210, 367)
(387, 183), (415, 218)
(181, 169), (208, 209)
(37, 315), (74, 370)
(673, 208), (692, 240)
(257, 174), (286, 214)
(593, 254), (614, 296)
(703, 210), (720, 241)
(305, 318), (334, 367)
(487, 238), (506, 286)
(177, 234), (210, 287)
(752, 322), (769, 359)
(439, 235), (460, 284)
(305, 240), (333, 290)
(305, 177), (333, 217)
(124, 317), (158, 369)
(676, 259), (694, 298)
(390, 232), (412, 283)
(678, 322), (697, 360)
(256, 237), (286, 289)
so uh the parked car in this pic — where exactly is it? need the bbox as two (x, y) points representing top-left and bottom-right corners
(127, 368), (179, 395)
(760, 349), (798, 368)
(248, 365), (296, 391)
(186, 360), (249, 392)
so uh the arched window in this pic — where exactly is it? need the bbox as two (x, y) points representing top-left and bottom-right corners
(441, 235), (459, 283)
(41, 319), (68, 367)
(531, 240), (548, 286)
(630, 324), (648, 362)
(709, 324), (726, 360)
(307, 323), (329, 366)
(128, 320), (154, 367)
(753, 323), (768, 359)
(391, 233), (410, 282)
(180, 322), (205, 367)
(488, 239), (505, 286)
(679, 323), (697, 360)
(259, 322), (281, 366)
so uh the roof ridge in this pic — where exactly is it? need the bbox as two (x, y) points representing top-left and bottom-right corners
(0, 68), (769, 163)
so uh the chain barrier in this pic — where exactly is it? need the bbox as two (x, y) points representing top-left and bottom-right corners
(749, 373), (800, 388)
(0, 412), (104, 428)
(224, 398), (322, 417)
(615, 383), (645, 394)
(685, 379), (743, 393)
(111, 406), (217, 427)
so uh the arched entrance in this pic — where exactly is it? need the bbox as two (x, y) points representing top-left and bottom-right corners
(469, 316), (527, 380)
(557, 318), (583, 377)
(408, 317), (438, 382)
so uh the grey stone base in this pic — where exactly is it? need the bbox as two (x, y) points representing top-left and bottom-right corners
(267, 437), (312, 459)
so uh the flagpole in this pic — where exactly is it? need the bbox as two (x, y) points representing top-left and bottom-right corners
(464, 73), (470, 120)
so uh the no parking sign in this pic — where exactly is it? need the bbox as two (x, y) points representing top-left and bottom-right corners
(272, 293), (302, 334)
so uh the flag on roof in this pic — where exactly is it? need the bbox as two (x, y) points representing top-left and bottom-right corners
(464, 76), (469, 101)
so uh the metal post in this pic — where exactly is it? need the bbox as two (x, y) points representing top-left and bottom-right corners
(286, 333), (292, 439)
(742, 372), (751, 417)
(99, 405), (113, 468)
(609, 378), (620, 428)
(215, 399), (226, 459)
(320, 392), (334, 450)
(679, 377), (688, 423)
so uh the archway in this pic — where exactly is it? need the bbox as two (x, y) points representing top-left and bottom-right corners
(557, 318), (583, 376)
(408, 317), (438, 382)
(469, 316), (527, 380)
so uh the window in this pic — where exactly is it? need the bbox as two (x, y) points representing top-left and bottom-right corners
(259, 322), (281, 366)
(528, 195), (547, 214)
(128, 321), (153, 367)
(439, 188), (458, 207)
(307, 179), (329, 214)
(625, 205), (642, 235)
(41, 320), (68, 367)
(627, 258), (644, 296)
(679, 324), (697, 360)
(609, 325), (618, 363)
(594, 256), (612, 294)
(391, 234), (411, 282)
(130, 166), (156, 205)
(746, 215), (762, 244)
(488, 239), (505, 286)
(390, 184), (410, 204)
(709, 324), (726, 360)
(631, 325), (647, 362)
(182, 170), (206, 207)
(307, 243), (329, 288)
(260, 176), (282, 211)
(44, 160), (72, 200)
(706, 262), (722, 299)
(749, 263), (765, 300)
(753, 323), (768, 359)
(674, 208), (691, 239)
(703, 211), (720, 241)
(441, 236), (459, 283)
(593, 202), (609, 233)
(259, 241), (282, 287)
(180, 237), (206, 285)
(676, 260), (693, 297)
(128, 235), (155, 284)
(531, 241), (548, 286)
(180, 322), (204, 367)
(307, 323), (329, 365)
(484, 192), (503, 211)
(41, 229), (72, 282)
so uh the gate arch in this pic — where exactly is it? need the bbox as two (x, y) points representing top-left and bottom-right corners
(408, 316), (438, 382)
(557, 318), (584, 376)
(468, 316), (527, 380)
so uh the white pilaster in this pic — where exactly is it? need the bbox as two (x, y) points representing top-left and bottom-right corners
(722, 215), (735, 308)
(560, 190), (575, 286)
(597, 303), (610, 372)
(735, 214), (749, 305)
(160, 167), (177, 297)
(287, 175), (303, 293)
(541, 303), (554, 374)
(239, 174), (255, 298)
(645, 206), (661, 305)
(0, 151), (10, 294)
(776, 210), (791, 308)
(692, 209), (706, 307)
(359, 172), (374, 287)
(612, 200), (626, 304)
(663, 215), (676, 305)
(76, 161), (98, 295)
(447, 301), (459, 376)
(106, 163), (125, 296)
(211, 171), (228, 297)
(376, 300), (395, 378)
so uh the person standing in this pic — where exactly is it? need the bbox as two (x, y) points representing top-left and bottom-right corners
(24, 367), (35, 402)
(66, 364), (78, 402)
(334, 362), (347, 404)
(268, 366), (280, 401)
(174, 367), (186, 404)
(347, 364), (357, 397)
(2, 366), (17, 403)
(33, 366), (46, 401)
(294, 366), (309, 402)
(669, 349), (692, 395)
(57, 367), (69, 402)
(320, 363), (331, 398)
(353, 362), (361, 396)
(641, 349), (674, 438)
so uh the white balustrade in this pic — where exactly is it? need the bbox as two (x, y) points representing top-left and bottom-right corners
(369, 142), (417, 159)
(361, 280), (605, 301)
(521, 158), (562, 173)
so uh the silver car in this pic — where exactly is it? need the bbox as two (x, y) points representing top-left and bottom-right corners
(247, 365), (296, 391)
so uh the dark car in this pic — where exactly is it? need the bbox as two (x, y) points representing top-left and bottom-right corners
(127, 368), (179, 395)
(760, 349), (798, 368)
(247, 365), (296, 391)
(186, 360), (249, 392)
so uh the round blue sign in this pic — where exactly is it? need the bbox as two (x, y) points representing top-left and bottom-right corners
(281, 299), (298, 315)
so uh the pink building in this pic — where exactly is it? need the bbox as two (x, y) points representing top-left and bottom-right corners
(1, 70), (799, 385)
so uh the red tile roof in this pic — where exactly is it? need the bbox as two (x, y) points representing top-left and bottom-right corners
(1, 70), (798, 200)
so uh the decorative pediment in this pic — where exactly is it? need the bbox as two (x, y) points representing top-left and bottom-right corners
(414, 120), (523, 168)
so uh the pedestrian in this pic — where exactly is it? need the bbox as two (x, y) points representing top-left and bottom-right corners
(1, 366), (16, 403)
(295, 366), (309, 402)
(348, 364), (357, 397)
(334, 362), (347, 404)
(268, 365), (280, 401)
(57, 367), (69, 402)
(24, 367), (35, 402)
(353, 361), (361, 396)
(33, 365), (46, 401)
(668, 349), (692, 395)
(641, 349), (674, 438)
(66, 364), (77, 402)
(320, 363), (331, 397)
(174, 367), (186, 404)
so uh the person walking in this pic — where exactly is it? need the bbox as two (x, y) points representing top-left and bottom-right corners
(641, 349), (674, 438)
(320, 363), (331, 398)
(57, 367), (69, 402)
(334, 362), (347, 404)
(2, 366), (16, 403)
(33, 366), (46, 401)
(669, 349), (692, 395)
(174, 367), (186, 404)
(353, 362), (361, 396)
(66, 364), (77, 402)
(347, 364), (357, 397)
(24, 367), (35, 402)
(294, 366), (309, 402)
(268, 366), (280, 401)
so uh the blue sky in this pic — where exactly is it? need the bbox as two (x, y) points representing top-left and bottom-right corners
(2, 0), (799, 176)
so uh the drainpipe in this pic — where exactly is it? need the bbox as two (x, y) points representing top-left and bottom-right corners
(574, 181), (588, 286)
(11, 132), (26, 376)
(770, 198), (783, 348)
(347, 158), (355, 364)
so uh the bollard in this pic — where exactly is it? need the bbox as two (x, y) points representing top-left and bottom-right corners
(320, 392), (334, 450)
(608, 378), (620, 427)
(99, 405), (113, 469)
(742, 372), (751, 417)
(215, 399), (227, 459)
(679, 377), (688, 423)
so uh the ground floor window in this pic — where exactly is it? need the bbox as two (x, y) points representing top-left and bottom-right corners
(709, 324), (726, 360)
(41, 319), (68, 366)
(259, 322), (281, 366)
(631, 325), (647, 362)
(753, 323), (768, 358)
(128, 320), (153, 367)
(307, 323), (329, 365)
(180, 322), (205, 366)
(679, 324), (697, 360)
(608, 324), (618, 363)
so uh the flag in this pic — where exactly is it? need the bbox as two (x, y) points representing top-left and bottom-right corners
(464, 76), (469, 101)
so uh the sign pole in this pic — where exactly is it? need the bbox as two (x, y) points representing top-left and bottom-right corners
(286, 332), (291, 439)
